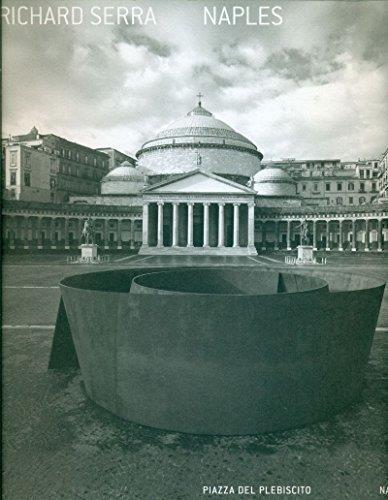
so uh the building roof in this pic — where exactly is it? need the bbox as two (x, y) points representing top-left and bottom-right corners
(143, 168), (256, 195)
(96, 147), (137, 161)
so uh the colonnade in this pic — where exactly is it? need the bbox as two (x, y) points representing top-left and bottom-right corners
(142, 201), (255, 250)
(2, 215), (142, 250)
(256, 217), (387, 252)
(2, 211), (387, 253)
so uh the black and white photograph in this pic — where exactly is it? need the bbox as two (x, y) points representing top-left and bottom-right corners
(2, 0), (388, 498)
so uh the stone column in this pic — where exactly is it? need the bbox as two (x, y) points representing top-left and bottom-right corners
(172, 202), (179, 247)
(274, 220), (279, 250)
(325, 220), (330, 251)
(248, 203), (255, 249)
(352, 219), (357, 252)
(364, 219), (370, 252)
(233, 203), (240, 247)
(117, 219), (122, 249)
(187, 202), (194, 247)
(377, 219), (382, 252)
(129, 219), (135, 249)
(77, 219), (83, 246)
(22, 217), (29, 248)
(312, 220), (317, 251)
(218, 203), (225, 247)
(157, 202), (164, 248)
(261, 221), (267, 250)
(203, 202), (210, 247)
(286, 220), (291, 251)
(142, 203), (149, 247)
(103, 219), (109, 249)
(9, 217), (16, 248)
(50, 218), (56, 249)
(299, 221), (304, 246)
(37, 217), (43, 249)
(64, 218), (70, 249)
(338, 220), (343, 251)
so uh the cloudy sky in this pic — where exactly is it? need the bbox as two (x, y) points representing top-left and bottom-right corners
(2, 0), (388, 160)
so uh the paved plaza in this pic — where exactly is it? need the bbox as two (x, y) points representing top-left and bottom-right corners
(2, 253), (388, 499)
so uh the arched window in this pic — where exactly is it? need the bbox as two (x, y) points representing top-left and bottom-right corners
(359, 196), (366, 204)
(348, 182), (354, 191)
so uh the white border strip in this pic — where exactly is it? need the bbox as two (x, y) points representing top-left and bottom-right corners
(4, 286), (59, 289)
(2, 325), (55, 329)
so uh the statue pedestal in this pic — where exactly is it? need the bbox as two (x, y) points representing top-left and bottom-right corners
(79, 244), (98, 260)
(296, 245), (315, 264)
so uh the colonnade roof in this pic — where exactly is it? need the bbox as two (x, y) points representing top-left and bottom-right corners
(258, 204), (388, 217)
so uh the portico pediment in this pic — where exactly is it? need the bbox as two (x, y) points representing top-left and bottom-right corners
(143, 169), (255, 195)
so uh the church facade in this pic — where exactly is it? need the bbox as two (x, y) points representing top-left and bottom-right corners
(2, 99), (388, 253)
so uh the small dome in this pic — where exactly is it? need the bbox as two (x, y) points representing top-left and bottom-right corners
(101, 161), (148, 195)
(254, 165), (297, 197)
(104, 161), (145, 181)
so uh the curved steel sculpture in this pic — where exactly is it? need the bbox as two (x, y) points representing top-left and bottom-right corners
(51, 267), (385, 435)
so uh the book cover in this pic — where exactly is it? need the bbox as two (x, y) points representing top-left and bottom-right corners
(2, 1), (387, 499)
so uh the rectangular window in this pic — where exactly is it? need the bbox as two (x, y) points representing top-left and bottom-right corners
(372, 182), (376, 191)
(360, 170), (364, 178)
(349, 197), (353, 204)
(366, 169), (370, 178)
(10, 151), (17, 166)
(337, 182), (342, 191)
(325, 183), (331, 191)
(314, 183), (318, 191)
(24, 172), (31, 186)
(10, 171), (16, 185)
(302, 184), (306, 191)
(360, 182), (365, 192)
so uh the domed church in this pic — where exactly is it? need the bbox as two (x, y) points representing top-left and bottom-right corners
(137, 94), (262, 185)
(71, 96), (303, 256)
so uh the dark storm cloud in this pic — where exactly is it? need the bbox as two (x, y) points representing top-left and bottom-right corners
(114, 25), (173, 57)
(192, 64), (233, 88)
(263, 48), (344, 83)
(2, 0), (387, 160)
(312, 0), (388, 65)
(216, 42), (251, 68)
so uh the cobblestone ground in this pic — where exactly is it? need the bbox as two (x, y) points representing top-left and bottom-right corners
(2, 254), (388, 499)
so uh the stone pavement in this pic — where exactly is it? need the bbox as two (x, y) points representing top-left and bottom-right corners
(2, 253), (388, 499)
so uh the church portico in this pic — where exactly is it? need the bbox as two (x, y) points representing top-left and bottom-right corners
(139, 170), (257, 255)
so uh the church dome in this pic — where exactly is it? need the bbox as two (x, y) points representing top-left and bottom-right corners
(101, 161), (148, 195)
(254, 164), (297, 197)
(150, 105), (256, 149)
(136, 100), (262, 180)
